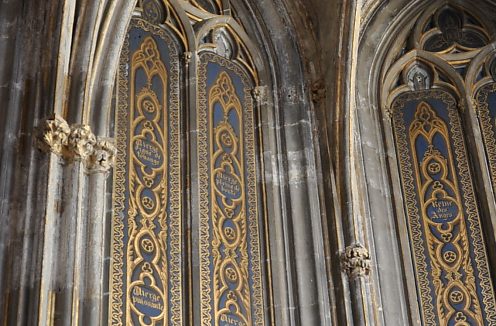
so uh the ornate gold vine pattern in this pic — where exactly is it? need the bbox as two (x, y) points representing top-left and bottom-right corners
(409, 102), (482, 325)
(209, 71), (251, 326)
(392, 89), (496, 326)
(112, 17), (182, 326)
(126, 36), (169, 326)
(198, 53), (265, 326)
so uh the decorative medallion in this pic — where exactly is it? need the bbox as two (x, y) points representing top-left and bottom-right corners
(197, 52), (266, 326)
(392, 89), (496, 325)
(111, 18), (182, 326)
(141, 0), (167, 25)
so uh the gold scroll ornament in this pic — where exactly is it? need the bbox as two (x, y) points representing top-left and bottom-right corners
(409, 102), (482, 325)
(127, 36), (169, 326)
(210, 71), (251, 326)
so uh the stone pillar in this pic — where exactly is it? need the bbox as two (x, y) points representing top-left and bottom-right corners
(338, 1), (382, 325)
(38, 115), (116, 325)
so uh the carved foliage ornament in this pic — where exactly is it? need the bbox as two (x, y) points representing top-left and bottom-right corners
(111, 18), (183, 325)
(252, 85), (268, 105)
(341, 244), (371, 279)
(40, 114), (116, 173)
(41, 114), (71, 156)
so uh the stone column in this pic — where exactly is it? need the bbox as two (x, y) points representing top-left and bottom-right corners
(38, 116), (116, 325)
(339, 1), (382, 325)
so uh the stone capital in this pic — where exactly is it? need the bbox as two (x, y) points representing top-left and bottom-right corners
(252, 86), (268, 105)
(40, 114), (71, 157)
(69, 124), (97, 160)
(39, 115), (115, 173)
(341, 244), (371, 279)
(311, 79), (326, 104)
(183, 51), (193, 64)
(84, 138), (117, 173)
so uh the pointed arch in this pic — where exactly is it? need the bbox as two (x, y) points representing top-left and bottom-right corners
(355, 1), (496, 324)
(88, 0), (195, 135)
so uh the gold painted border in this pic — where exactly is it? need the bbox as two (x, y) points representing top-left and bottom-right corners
(110, 17), (183, 326)
(393, 91), (436, 325)
(197, 52), (265, 326)
(454, 86), (496, 324)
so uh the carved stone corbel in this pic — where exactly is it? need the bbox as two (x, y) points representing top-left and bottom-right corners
(384, 105), (393, 121)
(69, 124), (97, 160)
(40, 114), (71, 157)
(39, 115), (116, 173)
(84, 138), (116, 173)
(311, 79), (326, 104)
(252, 86), (268, 105)
(341, 244), (371, 279)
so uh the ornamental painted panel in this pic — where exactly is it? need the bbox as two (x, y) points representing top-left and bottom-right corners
(391, 89), (496, 325)
(476, 82), (496, 193)
(111, 18), (183, 326)
(197, 53), (266, 326)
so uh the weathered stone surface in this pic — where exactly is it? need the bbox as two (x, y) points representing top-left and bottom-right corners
(3, 0), (496, 325)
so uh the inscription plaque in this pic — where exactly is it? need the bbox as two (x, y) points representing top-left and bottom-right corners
(214, 169), (242, 199)
(133, 138), (163, 168)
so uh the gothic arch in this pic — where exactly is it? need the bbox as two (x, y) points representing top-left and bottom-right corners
(105, 1), (331, 325)
(0, 0), (333, 324)
(355, 1), (496, 325)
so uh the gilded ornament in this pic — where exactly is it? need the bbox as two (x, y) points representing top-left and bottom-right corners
(187, 0), (221, 14)
(392, 91), (496, 325)
(111, 18), (183, 325)
(198, 53), (265, 326)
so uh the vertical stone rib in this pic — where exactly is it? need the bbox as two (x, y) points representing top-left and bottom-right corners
(342, 0), (382, 325)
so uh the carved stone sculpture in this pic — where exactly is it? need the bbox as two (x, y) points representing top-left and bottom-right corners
(341, 244), (371, 279)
